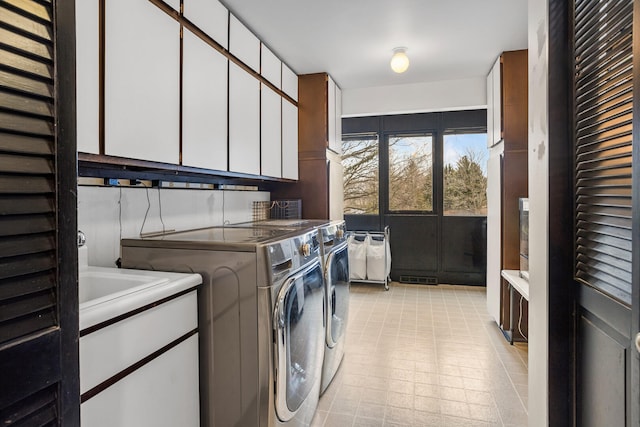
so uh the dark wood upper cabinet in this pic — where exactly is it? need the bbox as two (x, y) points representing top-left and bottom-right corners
(487, 49), (529, 151)
(272, 73), (343, 219)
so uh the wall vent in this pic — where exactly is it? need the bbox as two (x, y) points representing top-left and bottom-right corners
(399, 276), (438, 285)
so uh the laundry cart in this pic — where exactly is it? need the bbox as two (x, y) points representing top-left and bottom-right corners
(347, 226), (391, 290)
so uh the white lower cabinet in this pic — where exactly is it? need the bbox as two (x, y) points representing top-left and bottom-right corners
(282, 101), (298, 180)
(80, 290), (199, 427)
(261, 85), (282, 177)
(229, 62), (260, 175)
(104, 0), (180, 164)
(182, 29), (228, 171)
(81, 334), (199, 427)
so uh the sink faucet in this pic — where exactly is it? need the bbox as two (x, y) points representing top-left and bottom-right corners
(77, 230), (86, 248)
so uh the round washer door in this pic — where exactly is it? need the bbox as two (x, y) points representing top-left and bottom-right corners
(274, 260), (325, 421)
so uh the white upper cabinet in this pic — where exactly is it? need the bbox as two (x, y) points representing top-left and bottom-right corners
(261, 44), (281, 88)
(260, 85), (282, 178)
(229, 62), (260, 175)
(327, 76), (336, 152)
(281, 63), (298, 101)
(327, 75), (342, 154)
(104, 0), (180, 164)
(182, 29), (228, 171)
(492, 57), (502, 144)
(486, 65), (494, 146)
(335, 85), (342, 150)
(183, 0), (229, 49)
(487, 56), (502, 147)
(76, 0), (99, 154)
(282, 100), (298, 180)
(163, 0), (180, 12)
(229, 15), (260, 72)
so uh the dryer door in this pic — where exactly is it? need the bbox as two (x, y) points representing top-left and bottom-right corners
(325, 242), (350, 347)
(274, 260), (324, 421)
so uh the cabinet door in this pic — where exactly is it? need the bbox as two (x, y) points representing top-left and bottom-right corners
(327, 150), (344, 220)
(76, 0), (99, 154)
(261, 44), (281, 88)
(229, 14), (259, 72)
(486, 66), (494, 147)
(164, 0), (180, 11)
(335, 85), (342, 154)
(81, 335), (199, 427)
(327, 76), (336, 151)
(491, 56), (502, 145)
(182, 29), (227, 171)
(282, 101), (298, 180)
(261, 85), (282, 178)
(105, 0), (180, 164)
(282, 63), (298, 101)
(229, 62), (260, 175)
(183, 0), (228, 49)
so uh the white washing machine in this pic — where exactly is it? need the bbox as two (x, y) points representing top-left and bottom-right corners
(121, 226), (325, 427)
(229, 219), (351, 393)
(318, 221), (349, 393)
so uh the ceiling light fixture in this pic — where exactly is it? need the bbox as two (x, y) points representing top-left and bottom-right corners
(390, 47), (410, 73)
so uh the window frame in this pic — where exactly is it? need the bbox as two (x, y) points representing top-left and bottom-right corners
(341, 132), (380, 215)
(385, 132), (436, 214)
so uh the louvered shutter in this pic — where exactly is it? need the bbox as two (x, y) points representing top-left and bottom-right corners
(0, 0), (78, 424)
(574, 0), (634, 305)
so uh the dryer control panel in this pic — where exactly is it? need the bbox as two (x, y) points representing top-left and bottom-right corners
(291, 230), (320, 270)
(320, 221), (347, 252)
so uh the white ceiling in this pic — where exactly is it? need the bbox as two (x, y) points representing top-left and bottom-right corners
(220, 0), (529, 90)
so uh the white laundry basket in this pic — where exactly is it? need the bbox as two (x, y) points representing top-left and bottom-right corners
(347, 227), (391, 290)
(347, 233), (368, 281)
(366, 234), (391, 282)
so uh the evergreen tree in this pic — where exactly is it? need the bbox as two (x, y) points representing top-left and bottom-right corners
(444, 153), (487, 215)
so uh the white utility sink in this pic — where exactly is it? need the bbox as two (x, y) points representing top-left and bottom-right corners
(79, 270), (169, 305)
(78, 244), (202, 330)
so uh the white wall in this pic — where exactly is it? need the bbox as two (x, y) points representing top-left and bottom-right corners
(528, 0), (549, 424)
(341, 77), (486, 117)
(78, 185), (269, 267)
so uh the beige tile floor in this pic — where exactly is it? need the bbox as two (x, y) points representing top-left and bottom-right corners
(311, 283), (528, 427)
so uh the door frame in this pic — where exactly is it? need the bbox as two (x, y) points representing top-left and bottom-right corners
(546, 0), (574, 424)
(343, 110), (488, 285)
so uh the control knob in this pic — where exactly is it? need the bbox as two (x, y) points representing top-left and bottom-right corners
(300, 243), (311, 257)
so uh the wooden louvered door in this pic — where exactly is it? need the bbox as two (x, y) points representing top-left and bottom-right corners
(0, 0), (78, 425)
(573, 0), (640, 425)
